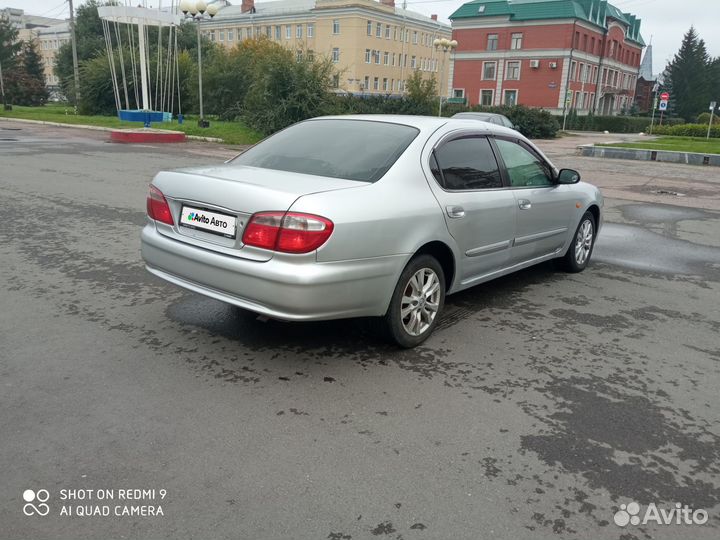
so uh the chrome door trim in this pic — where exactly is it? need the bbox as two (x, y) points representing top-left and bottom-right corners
(513, 227), (568, 247)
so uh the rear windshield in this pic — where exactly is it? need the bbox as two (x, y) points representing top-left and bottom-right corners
(230, 119), (419, 183)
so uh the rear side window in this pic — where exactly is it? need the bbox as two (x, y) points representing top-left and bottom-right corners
(432, 137), (502, 190)
(230, 119), (419, 183)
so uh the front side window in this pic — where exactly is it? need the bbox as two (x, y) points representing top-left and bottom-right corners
(231, 120), (419, 183)
(494, 139), (552, 187)
(431, 137), (503, 190)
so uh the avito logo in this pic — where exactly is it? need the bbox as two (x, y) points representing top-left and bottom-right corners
(614, 501), (708, 527)
(187, 212), (210, 224)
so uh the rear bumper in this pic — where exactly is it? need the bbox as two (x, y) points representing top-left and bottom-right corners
(141, 224), (405, 321)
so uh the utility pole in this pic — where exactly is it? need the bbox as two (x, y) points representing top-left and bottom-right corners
(68, 0), (81, 109)
(0, 57), (7, 110)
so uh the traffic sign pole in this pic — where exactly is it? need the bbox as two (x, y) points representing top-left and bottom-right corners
(708, 101), (716, 140)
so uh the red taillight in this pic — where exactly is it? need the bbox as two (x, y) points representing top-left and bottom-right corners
(242, 211), (334, 254)
(147, 185), (174, 225)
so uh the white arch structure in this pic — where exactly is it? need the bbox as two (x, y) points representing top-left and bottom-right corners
(98, 3), (183, 123)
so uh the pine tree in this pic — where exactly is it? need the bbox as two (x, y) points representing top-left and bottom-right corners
(663, 27), (711, 121)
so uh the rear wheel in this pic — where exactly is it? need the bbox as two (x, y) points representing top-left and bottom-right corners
(383, 255), (445, 348)
(562, 211), (596, 273)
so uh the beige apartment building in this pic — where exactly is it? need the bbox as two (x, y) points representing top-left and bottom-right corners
(202, 0), (452, 95)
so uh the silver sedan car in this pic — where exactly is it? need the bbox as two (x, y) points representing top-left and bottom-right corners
(141, 115), (603, 347)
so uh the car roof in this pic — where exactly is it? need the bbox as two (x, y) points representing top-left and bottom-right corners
(453, 112), (504, 119)
(311, 114), (517, 136)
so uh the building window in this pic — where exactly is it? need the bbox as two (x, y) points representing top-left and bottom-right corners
(266, 26), (271, 38)
(274, 26), (280, 40)
(487, 33), (498, 51)
(209, 31), (216, 41)
(453, 89), (465, 98)
(385, 24), (391, 39)
(504, 89), (518, 106)
(307, 24), (314, 38)
(286, 25), (292, 39)
(364, 75), (369, 90)
(227, 30), (234, 41)
(332, 74), (340, 88)
(307, 50), (314, 61)
(571, 60), (577, 81)
(365, 49), (371, 64)
(219, 31), (225, 42)
(375, 50), (380, 64)
(391, 52), (396, 66)
(394, 26), (398, 40)
(367, 20), (372, 36)
(296, 50), (303, 62)
(480, 89), (494, 106)
(383, 78), (388, 91)
(333, 19), (340, 34)
(482, 61), (497, 80)
(296, 24), (302, 38)
(413, 31), (418, 44)
(376, 23), (382, 38)
(510, 33), (523, 50)
(383, 51), (389, 65)
(411, 55), (416, 68)
(505, 61), (520, 80)
(332, 47), (340, 63)
(373, 77), (379, 90)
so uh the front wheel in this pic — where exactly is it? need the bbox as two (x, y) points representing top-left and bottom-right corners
(383, 255), (445, 348)
(562, 211), (596, 273)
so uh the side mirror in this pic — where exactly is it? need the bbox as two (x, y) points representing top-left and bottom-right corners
(557, 168), (581, 184)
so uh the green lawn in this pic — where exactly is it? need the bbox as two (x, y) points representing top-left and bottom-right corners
(599, 136), (720, 155)
(0, 104), (262, 145)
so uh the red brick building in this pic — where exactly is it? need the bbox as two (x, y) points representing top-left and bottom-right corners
(448, 0), (645, 115)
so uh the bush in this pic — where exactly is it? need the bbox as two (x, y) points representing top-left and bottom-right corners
(440, 103), (559, 138)
(696, 112), (720, 125)
(650, 123), (720, 138)
(564, 114), (685, 133)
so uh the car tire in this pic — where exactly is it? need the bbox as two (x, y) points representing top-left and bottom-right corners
(562, 211), (596, 273)
(383, 255), (445, 348)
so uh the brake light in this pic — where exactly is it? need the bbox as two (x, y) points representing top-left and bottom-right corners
(242, 211), (334, 253)
(147, 185), (174, 225)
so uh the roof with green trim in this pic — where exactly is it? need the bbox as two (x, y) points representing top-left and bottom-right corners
(450, 0), (645, 47)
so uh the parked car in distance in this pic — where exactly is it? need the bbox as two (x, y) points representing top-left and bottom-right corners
(141, 115), (602, 347)
(452, 111), (519, 131)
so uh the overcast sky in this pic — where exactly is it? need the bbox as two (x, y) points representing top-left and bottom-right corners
(17, 0), (720, 75)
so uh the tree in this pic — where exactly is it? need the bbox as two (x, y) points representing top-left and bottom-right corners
(663, 27), (712, 121)
(0, 16), (21, 107)
(5, 41), (49, 105)
(406, 70), (438, 114)
(55, 0), (109, 103)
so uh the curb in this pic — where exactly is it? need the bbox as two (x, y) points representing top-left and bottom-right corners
(0, 116), (225, 143)
(576, 144), (720, 167)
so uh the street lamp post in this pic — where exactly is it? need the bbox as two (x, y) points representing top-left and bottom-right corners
(0, 57), (7, 111)
(179, 0), (220, 128)
(433, 38), (458, 117)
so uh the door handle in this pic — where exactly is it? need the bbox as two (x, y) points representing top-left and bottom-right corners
(518, 199), (532, 210)
(446, 205), (465, 218)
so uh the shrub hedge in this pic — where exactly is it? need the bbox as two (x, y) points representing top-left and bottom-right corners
(563, 113), (685, 133)
(649, 123), (720, 138)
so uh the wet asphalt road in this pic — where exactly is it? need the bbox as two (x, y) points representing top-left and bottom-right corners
(1, 121), (719, 540)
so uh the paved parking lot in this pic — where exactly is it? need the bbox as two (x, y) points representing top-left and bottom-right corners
(1, 121), (719, 539)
